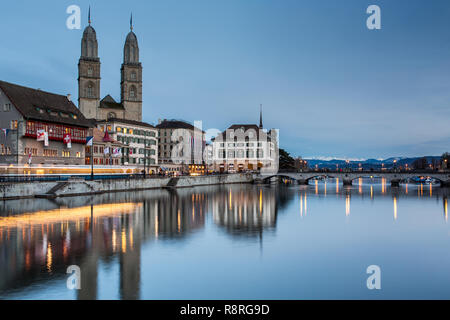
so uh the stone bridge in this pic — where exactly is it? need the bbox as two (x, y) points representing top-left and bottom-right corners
(254, 171), (450, 187)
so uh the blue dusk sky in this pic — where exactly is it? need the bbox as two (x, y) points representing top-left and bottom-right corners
(1, 0), (449, 159)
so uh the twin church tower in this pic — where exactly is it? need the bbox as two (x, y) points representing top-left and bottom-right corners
(78, 9), (143, 122)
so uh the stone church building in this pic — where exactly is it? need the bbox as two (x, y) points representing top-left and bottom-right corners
(78, 13), (143, 122)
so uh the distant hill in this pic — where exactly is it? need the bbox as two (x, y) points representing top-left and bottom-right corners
(304, 156), (442, 170)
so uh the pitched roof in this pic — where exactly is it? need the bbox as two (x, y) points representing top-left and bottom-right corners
(0, 80), (91, 128)
(99, 95), (124, 110)
(212, 124), (272, 141)
(156, 119), (204, 132)
(92, 127), (122, 145)
(96, 117), (155, 129)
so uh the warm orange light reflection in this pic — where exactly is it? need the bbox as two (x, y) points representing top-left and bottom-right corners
(394, 197), (398, 220)
(0, 203), (141, 228)
(345, 194), (350, 216)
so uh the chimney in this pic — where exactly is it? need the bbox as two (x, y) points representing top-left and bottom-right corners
(67, 94), (72, 101)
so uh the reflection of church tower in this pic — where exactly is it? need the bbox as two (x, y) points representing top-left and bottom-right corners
(121, 14), (143, 121)
(78, 7), (101, 119)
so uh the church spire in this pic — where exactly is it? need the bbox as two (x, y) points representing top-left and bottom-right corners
(88, 6), (91, 25)
(130, 13), (133, 31)
(259, 104), (263, 129)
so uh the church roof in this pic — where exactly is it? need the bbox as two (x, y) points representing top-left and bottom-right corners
(82, 25), (96, 38)
(96, 118), (155, 129)
(99, 95), (124, 110)
(125, 31), (138, 44)
(0, 80), (91, 128)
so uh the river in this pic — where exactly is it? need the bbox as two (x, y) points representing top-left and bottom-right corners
(0, 179), (449, 299)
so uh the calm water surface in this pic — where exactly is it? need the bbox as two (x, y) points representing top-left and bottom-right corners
(0, 179), (449, 299)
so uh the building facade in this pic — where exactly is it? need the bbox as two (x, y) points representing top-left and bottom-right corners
(85, 127), (123, 166)
(156, 119), (205, 174)
(209, 108), (278, 173)
(0, 80), (90, 166)
(96, 118), (158, 171)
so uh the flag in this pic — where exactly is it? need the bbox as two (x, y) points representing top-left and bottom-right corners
(113, 148), (121, 157)
(104, 147), (110, 154)
(44, 132), (49, 147)
(63, 133), (72, 149)
(37, 129), (46, 141)
(129, 148), (133, 155)
(2, 129), (9, 137)
(86, 136), (94, 146)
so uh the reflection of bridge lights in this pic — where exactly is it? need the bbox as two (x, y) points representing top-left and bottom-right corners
(304, 193), (307, 215)
(394, 197), (398, 220)
(324, 181), (327, 196)
(345, 195), (350, 216)
(177, 209), (181, 233)
(259, 190), (263, 214)
(429, 184), (432, 197)
(445, 198), (448, 222)
(336, 178), (339, 193)
(315, 180), (318, 195)
(300, 194), (303, 217)
(370, 186), (373, 199)
(405, 183), (408, 194)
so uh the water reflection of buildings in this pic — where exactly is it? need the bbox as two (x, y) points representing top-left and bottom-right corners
(0, 182), (448, 299)
(211, 186), (288, 238)
(0, 189), (207, 299)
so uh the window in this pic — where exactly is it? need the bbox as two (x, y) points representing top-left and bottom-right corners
(10, 120), (18, 130)
(130, 71), (137, 80)
(86, 83), (95, 98)
(24, 148), (38, 156)
(108, 112), (116, 120)
(129, 86), (136, 99)
(62, 151), (70, 157)
(88, 67), (93, 76)
(4, 104), (11, 111)
(43, 149), (57, 157)
(76, 152), (81, 158)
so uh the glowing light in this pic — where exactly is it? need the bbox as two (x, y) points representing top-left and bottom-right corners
(370, 186), (373, 199)
(315, 180), (318, 195)
(259, 189), (263, 214)
(394, 197), (398, 220)
(445, 198), (448, 222)
(345, 194), (350, 216)
(429, 183), (432, 197)
(177, 209), (181, 233)
(0, 203), (141, 228)
(336, 178), (339, 193)
(121, 229), (126, 253)
(46, 242), (52, 273)
(112, 229), (117, 252)
(324, 181), (327, 196)
(405, 183), (408, 194)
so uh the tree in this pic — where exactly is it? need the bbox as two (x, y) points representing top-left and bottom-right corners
(442, 152), (450, 170)
(279, 148), (296, 172)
